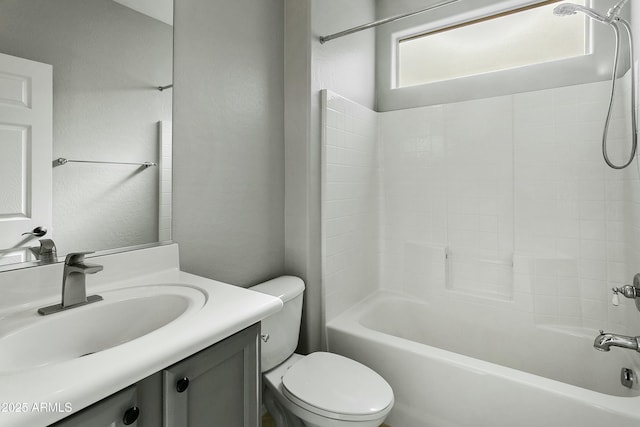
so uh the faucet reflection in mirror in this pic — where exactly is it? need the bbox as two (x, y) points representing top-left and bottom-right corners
(0, 0), (173, 270)
(30, 239), (58, 265)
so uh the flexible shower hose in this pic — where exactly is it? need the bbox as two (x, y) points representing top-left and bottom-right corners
(602, 18), (637, 169)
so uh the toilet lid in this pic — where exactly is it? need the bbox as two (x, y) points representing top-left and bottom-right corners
(282, 352), (393, 418)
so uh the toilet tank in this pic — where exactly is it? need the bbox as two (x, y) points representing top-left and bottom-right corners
(249, 276), (305, 372)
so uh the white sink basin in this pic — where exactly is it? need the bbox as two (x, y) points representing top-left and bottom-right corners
(0, 284), (206, 373)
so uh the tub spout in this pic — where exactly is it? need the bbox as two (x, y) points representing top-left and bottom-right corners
(594, 330), (640, 352)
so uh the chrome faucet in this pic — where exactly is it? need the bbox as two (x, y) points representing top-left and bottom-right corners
(594, 330), (640, 352)
(38, 252), (104, 315)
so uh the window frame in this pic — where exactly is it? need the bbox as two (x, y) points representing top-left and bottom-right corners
(395, 0), (590, 88)
(375, 0), (622, 111)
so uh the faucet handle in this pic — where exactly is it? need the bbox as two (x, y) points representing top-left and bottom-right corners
(64, 251), (94, 265)
(22, 226), (48, 237)
(612, 288), (621, 306)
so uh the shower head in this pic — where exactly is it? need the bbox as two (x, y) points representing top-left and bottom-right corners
(553, 3), (608, 23)
(607, 0), (629, 21)
(553, 3), (578, 16)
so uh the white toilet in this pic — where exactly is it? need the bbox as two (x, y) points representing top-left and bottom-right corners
(250, 276), (394, 427)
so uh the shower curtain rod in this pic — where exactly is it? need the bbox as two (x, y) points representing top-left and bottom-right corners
(319, 0), (461, 44)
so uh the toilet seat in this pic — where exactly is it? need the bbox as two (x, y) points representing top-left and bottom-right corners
(281, 352), (394, 422)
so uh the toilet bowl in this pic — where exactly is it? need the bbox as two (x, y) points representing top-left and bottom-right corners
(250, 277), (394, 427)
(264, 353), (393, 427)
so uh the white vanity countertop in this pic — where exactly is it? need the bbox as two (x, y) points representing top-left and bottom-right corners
(0, 244), (283, 426)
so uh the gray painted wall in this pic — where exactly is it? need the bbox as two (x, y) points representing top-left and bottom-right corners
(173, 0), (285, 286)
(0, 0), (172, 257)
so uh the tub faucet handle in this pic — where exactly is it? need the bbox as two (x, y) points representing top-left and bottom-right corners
(610, 274), (640, 312)
(612, 285), (638, 299)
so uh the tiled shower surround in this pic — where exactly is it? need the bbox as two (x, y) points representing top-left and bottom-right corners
(322, 91), (379, 321)
(322, 76), (640, 335)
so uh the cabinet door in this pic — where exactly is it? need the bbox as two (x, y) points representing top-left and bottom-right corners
(163, 323), (260, 427)
(50, 386), (140, 427)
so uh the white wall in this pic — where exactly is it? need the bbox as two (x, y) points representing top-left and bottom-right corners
(173, 0), (285, 286)
(0, 0), (172, 256)
(284, 0), (376, 351)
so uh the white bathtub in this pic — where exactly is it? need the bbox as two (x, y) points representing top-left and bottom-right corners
(326, 291), (640, 427)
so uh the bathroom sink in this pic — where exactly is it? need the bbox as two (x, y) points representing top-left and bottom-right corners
(0, 284), (206, 373)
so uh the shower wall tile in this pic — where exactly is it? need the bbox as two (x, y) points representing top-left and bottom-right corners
(379, 96), (514, 299)
(401, 243), (446, 300)
(444, 96), (514, 259)
(321, 90), (378, 322)
(378, 104), (447, 294)
(511, 76), (639, 329)
(321, 72), (640, 333)
(377, 75), (638, 332)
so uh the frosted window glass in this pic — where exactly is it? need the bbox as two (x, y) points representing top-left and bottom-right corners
(398, 1), (588, 87)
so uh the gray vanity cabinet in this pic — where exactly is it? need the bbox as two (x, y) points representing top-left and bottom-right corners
(50, 324), (260, 427)
(49, 385), (147, 427)
(163, 323), (260, 427)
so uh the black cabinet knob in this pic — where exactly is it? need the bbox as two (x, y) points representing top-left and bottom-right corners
(122, 406), (140, 425)
(176, 377), (190, 393)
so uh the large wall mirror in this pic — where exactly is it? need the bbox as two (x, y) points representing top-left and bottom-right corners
(0, 0), (173, 270)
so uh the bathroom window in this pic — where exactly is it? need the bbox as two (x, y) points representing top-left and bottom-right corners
(397, 0), (589, 88)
